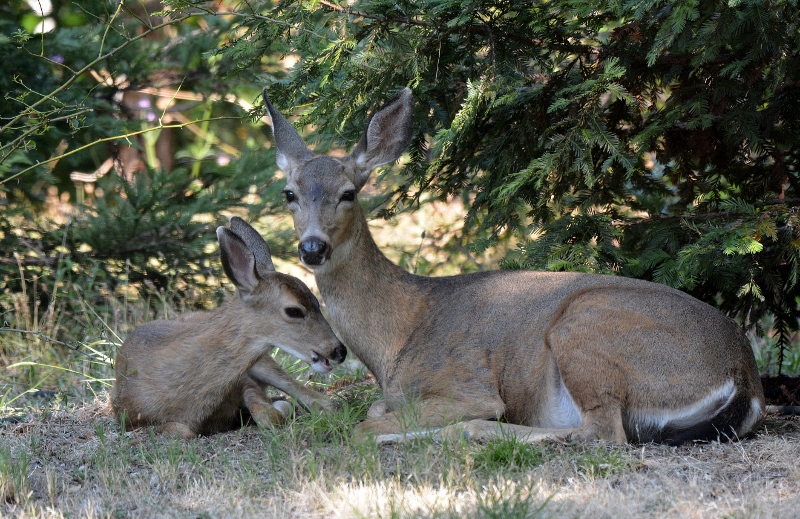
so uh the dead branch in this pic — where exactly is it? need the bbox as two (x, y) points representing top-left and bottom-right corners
(766, 405), (800, 415)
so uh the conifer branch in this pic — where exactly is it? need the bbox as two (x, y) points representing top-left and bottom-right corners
(0, 14), (194, 136)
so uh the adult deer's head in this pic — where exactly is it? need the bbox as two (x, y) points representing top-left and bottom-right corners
(263, 88), (414, 267)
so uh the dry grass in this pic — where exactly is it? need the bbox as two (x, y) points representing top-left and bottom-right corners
(1, 390), (799, 518)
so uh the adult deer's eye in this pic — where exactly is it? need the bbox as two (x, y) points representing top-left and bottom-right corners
(285, 307), (305, 319)
(340, 190), (356, 202)
(283, 190), (296, 203)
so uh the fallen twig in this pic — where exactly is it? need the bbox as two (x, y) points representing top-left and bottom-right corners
(766, 405), (800, 415)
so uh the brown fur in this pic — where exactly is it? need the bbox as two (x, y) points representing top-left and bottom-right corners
(263, 88), (765, 445)
(111, 218), (346, 438)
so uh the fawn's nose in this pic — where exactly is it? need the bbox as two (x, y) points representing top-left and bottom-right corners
(332, 342), (347, 364)
(299, 237), (329, 266)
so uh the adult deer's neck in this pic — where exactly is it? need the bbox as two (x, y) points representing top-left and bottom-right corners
(313, 207), (425, 389)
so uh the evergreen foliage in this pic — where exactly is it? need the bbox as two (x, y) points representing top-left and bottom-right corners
(213, 0), (800, 373)
(2, 0), (800, 373)
(1, 1), (288, 315)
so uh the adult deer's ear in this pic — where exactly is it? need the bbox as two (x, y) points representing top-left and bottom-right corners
(347, 88), (414, 191)
(263, 88), (313, 175)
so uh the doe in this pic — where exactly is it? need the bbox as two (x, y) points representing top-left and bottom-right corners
(263, 88), (765, 445)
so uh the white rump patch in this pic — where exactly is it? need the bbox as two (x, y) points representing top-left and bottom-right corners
(736, 397), (764, 436)
(635, 379), (736, 431)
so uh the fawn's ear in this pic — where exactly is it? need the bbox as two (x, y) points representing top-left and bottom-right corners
(346, 88), (414, 191)
(217, 226), (259, 299)
(262, 88), (313, 176)
(228, 216), (275, 277)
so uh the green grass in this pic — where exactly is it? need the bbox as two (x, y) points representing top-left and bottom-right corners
(0, 442), (31, 506)
(472, 433), (548, 473)
(574, 445), (631, 479)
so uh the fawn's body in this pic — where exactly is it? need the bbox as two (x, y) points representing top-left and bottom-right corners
(263, 88), (765, 445)
(112, 217), (346, 438)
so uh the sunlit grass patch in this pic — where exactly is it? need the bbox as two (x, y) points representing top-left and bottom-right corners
(328, 475), (554, 519)
(473, 478), (552, 519)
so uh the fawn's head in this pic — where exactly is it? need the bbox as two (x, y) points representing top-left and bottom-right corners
(217, 217), (346, 372)
(263, 88), (414, 267)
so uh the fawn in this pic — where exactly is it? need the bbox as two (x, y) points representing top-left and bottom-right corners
(111, 217), (346, 438)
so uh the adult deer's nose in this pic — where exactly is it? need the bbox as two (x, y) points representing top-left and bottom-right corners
(332, 342), (347, 364)
(299, 237), (329, 266)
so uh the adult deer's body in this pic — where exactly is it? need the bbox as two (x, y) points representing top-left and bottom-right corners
(264, 88), (765, 444)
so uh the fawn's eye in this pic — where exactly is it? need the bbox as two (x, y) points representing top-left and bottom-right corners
(283, 190), (296, 203)
(285, 307), (305, 319)
(340, 190), (356, 202)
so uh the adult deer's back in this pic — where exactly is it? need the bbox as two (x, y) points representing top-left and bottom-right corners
(263, 87), (765, 444)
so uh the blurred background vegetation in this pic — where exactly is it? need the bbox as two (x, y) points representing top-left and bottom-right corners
(2, 0), (800, 410)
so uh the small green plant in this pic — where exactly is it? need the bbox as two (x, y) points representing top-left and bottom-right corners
(472, 433), (547, 473)
(750, 314), (800, 376)
(0, 443), (31, 506)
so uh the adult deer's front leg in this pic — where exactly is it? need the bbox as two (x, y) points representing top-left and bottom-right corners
(355, 393), (580, 444)
(436, 420), (581, 443)
(353, 394), (507, 443)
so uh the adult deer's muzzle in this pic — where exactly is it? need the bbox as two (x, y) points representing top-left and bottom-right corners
(331, 342), (347, 363)
(299, 236), (329, 266)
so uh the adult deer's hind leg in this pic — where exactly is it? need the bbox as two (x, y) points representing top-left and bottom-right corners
(545, 291), (632, 444)
(573, 405), (627, 443)
(160, 422), (198, 439)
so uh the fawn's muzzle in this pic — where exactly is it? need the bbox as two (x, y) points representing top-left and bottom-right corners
(311, 342), (347, 373)
(299, 237), (329, 266)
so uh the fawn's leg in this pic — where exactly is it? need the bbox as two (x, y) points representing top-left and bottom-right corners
(367, 400), (387, 418)
(242, 381), (291, 428)
(249, 355), (333, 412)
